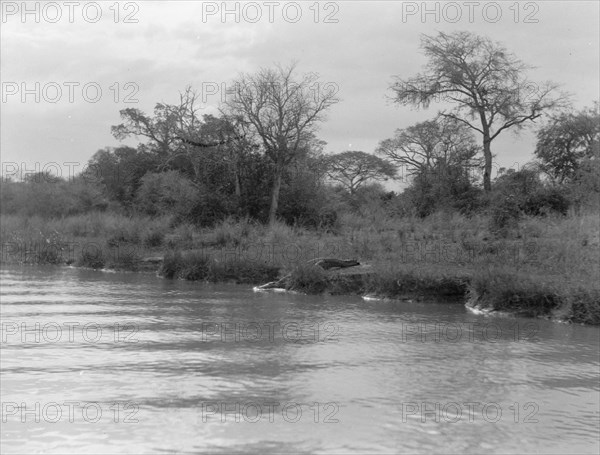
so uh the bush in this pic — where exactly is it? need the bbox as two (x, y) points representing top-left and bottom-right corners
(316, 208), (340, 233)
(565, 289), (600, 325)
(77, 248), (105, 269)
(364, 267), (468, 299)
(0, 177), (107, 218)
(136, 171), (199, 218)
(105, 216), (147, 246)
(567, 157), (600, 211)
(521, 187), (570, 216)
(468, 269), (600, 324)
(143, 229), (165, 248)
(453, 186), (486, 215)
(276, 159), (339, 229)
(211, 217), (254, 247)
(85, 146), (161, 207)
(469, 270), (561, 317)
(401, 165), (481, 218)
(105, 245), (141, 271)
(287, 263), (329, 293)
(187, 189), (237, 226)
(159, 250), (209, 280)
(489, 195), (521, 234)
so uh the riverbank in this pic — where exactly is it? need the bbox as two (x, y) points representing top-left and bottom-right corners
(1, 211), (599, 324)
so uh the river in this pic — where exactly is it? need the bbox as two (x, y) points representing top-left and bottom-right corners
(1, 265), (598, 454)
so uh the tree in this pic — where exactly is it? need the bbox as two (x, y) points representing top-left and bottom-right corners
(390, 31), (564, 191)
(179, 113), (258, 202)
(222, 63), (339, 224)
(376, 116), (481, 180)
(377, 117), (483, 216)
(278, 141), (338, 229)
(112, 88), (245, 186)
(86, 146), (160, 205)
(492, 166), (570, 218)
(111, 89), (260, 219)
(535, 103), (599, 183)
(111, 98), (187, 159)
(325, 151), (396, 195)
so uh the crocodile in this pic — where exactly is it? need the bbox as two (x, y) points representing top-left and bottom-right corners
(254, 258), (360, 291)
(308, 258), (360, 270)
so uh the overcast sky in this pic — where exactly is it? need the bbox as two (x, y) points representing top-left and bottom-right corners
(1, 0), (599, 183)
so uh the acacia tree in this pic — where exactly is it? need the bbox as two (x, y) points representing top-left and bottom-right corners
(390, 31), (564, 191)
(325, 151), (396, 195)
(535, 103), (599, 183)
(376, 117), (481, 180)
(222, 63), (339, 224)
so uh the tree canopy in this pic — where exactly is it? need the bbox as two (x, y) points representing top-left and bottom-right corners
(222, 63), (339, 224)
(376, 116), (481, 179)
(390, 31), (564, 191)
(325, 151), (396, 195)
(535, 103), (599, 183)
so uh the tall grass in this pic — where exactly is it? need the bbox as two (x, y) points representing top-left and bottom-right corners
(286, 262), (330, 293)
(159, 250), (279, 284)
(0, 212), (171, 270)
(2, 209), (598, 323)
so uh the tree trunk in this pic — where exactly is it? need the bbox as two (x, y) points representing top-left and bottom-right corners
(234, 170), (241, 199)
(233, 165), (242, 215)
(233, 160), (241, 199)
(483, 136), (492, 192)
(479, 110), (493, 192)
(268, 164), (283, 225)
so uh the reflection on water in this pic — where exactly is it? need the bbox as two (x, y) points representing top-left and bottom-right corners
(1, 265), (599, 454)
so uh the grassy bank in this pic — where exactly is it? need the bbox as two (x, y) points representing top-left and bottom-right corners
(1, 210), (598, 324)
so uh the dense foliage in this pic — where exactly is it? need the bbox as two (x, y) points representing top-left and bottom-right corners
(1, 103), (597, 228)
(1, 38), (598, 229)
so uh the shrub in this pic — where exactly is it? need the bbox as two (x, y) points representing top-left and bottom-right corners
(105, 216), (145, 246)
(136, 171), (199, 218)
(364, 267), (468, 299)
(159, 250), (209, 280)
(453, 186), (486, 215)
(564, 289), (600, 325)
(521, 187), (570, 216)
(401, 165), (481, 218)
(277, 163), (338, 229)
(105, 245), (141, 271)
(77, 248), (105, 269)
(143, 229), (165, 248)
(316, 208), (340, 233)
(489, 195), (521, 234)
(469, 269), (560, 317)
(0, 177), (107, 218)
(158, 250), (183, 279)
(211, 217), (253, 247)
(287, 263), (329, 294)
